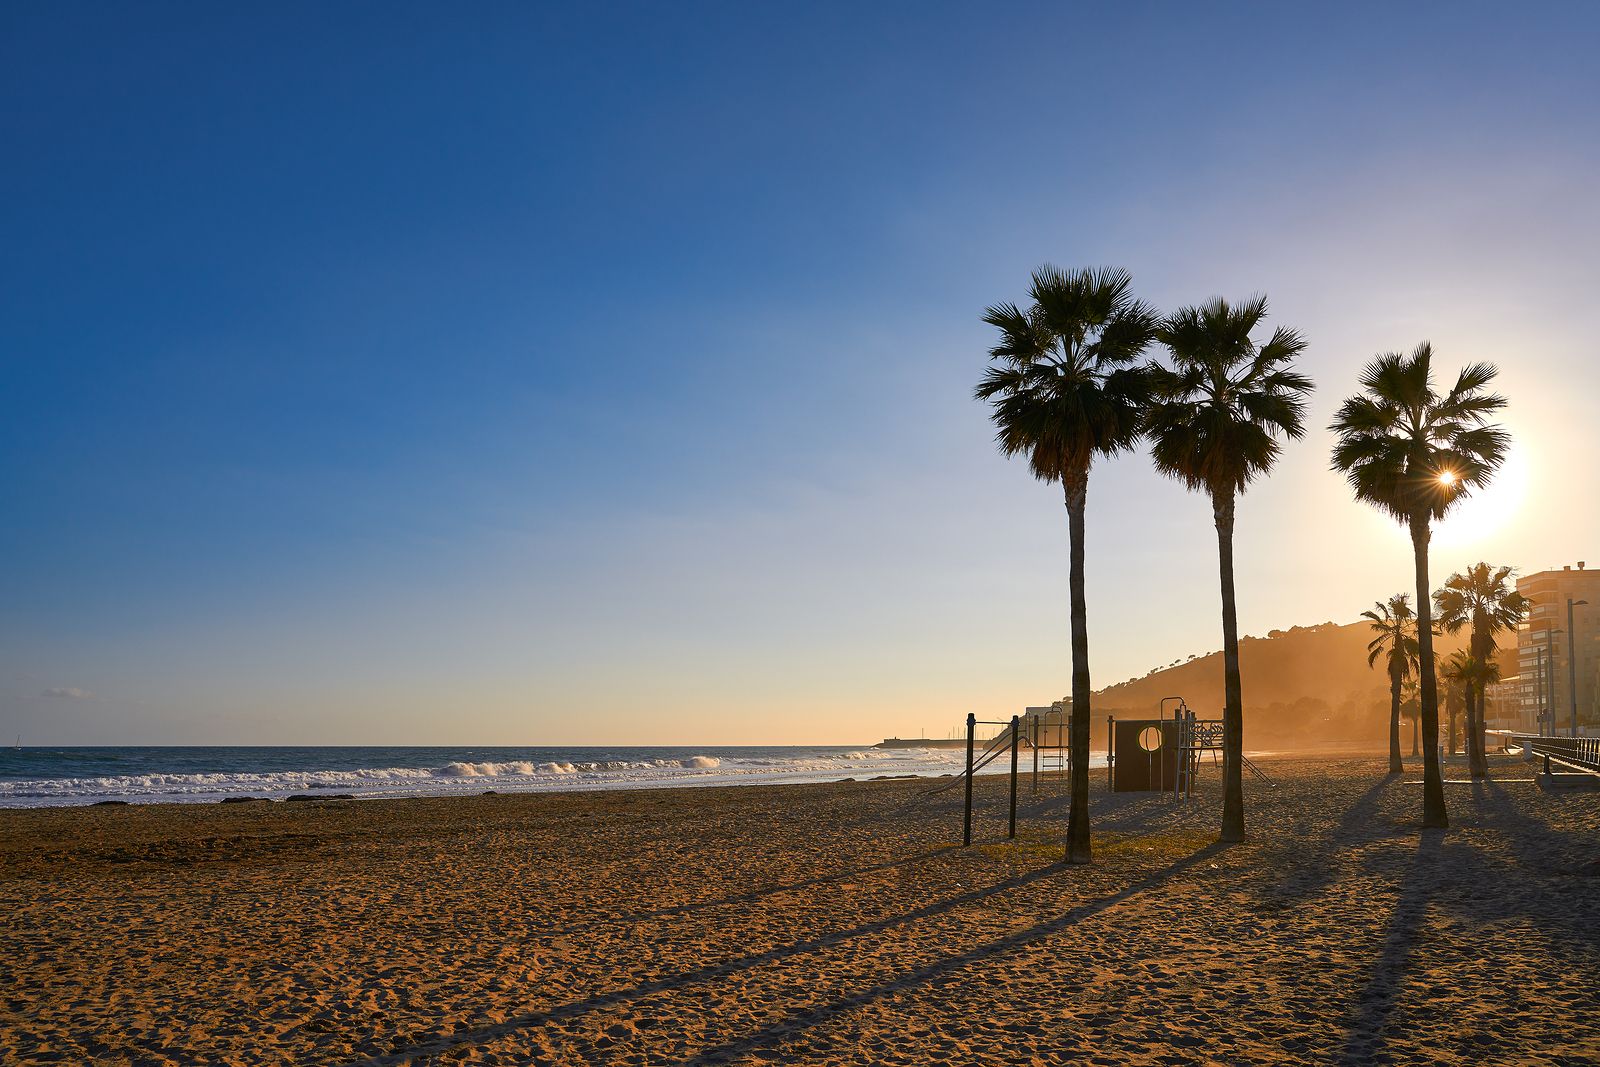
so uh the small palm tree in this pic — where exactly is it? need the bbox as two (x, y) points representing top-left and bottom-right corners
(1435, 563), (1527, 778)
(1400, 680), (1421, 756)
(1362, 593), (1421, 773)
(1440, 657), (1467, 755)
(1330, 344), (1510, 828)
(977, 265), (1158, 863)
(1145, 295), (1311, 843)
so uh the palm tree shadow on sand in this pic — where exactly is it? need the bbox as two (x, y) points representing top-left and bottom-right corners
(1335, 827), (1445, 1065)
(1334, 774), (1599, 1063)
(336, 841), (1231, 1067)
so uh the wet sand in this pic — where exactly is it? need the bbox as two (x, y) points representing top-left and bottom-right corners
(3, 754), (1598, 1065)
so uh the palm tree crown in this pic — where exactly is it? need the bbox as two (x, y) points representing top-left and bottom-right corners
(1434, 563), (1528, 651)
(1364, 591), (1425, 772)
(1146, 295), (1313, 494)
(1363, 594), (1421, 680)
(1442, 649), (1499, 689)
(1329, 343), (1509, 524)
(1435, 562), (1526, 775)
(975, 265), (1158, 481)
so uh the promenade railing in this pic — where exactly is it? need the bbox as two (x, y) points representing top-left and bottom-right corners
(1505, 732), (1600, 775)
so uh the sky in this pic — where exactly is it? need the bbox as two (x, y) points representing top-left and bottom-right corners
(3, 2), (1598, 745)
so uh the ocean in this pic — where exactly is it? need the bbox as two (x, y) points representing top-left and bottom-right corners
(0, 744), (988, 807)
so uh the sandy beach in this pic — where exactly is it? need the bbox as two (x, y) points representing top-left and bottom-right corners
(4, 754), (1597, 1066)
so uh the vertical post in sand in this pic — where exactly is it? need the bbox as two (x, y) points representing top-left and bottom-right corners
(1031, 716), (1039, 794)
(1008, 715), (1020, 839)
(963, 712), (975, 847)
(1107, 716), (1115, 789)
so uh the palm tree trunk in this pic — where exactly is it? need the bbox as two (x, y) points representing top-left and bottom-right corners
(1412, 716), (1419, 756)
(1409, 515), (1447, 828)
(1214, 489), (1245, 843)
(1474, 683), (1489, 775)
(1464, 682), (1477, 765)
(1063, 468), (1092, 864)
(1468, 633), (1489, 778)
(1388, 670), (1404, 773)
(1448, 702), (1457, 755)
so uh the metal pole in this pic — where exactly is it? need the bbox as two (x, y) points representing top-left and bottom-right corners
(1106, 716), (1115, 789)
(1536, 646), (1545, 736)
(1569, 598), (1587, 738)
(963, 712), (975, 847)
(1031, 716), (1039, 794)
(1545, 632), (1558, 738)
(1008, 715), (1020, 839)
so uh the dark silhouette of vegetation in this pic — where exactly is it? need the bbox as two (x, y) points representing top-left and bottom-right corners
(1331, 344), (1510, 828)
(1400, 679), (1421, 755)
(1434, 563), (1527, 778)
(977, 266), (1157, 863)
(1362, 593), (1421, 774)
(1145, 295), (1311, 843)
(1440, 655), (1467, 755)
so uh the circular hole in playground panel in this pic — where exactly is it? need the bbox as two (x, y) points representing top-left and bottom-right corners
(1138, 726), (1163, 752)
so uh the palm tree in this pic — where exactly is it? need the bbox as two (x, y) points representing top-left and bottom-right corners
(1440, 656), (1467, 755)
(1362, 593), (1421, 773)
(1330, 344), (1510, 828)
(977, 265), (1158, 863)
(1144, 295), (1311, 843)
(1400, 680), (1421, 756)
(1435, 563), (1527, 778)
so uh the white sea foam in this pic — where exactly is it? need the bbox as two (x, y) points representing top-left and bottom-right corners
(0, 746), (993, 807)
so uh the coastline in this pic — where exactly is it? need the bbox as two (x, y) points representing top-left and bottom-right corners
(0, 744), (1003, 809)
(6, 753), (1597, 1065)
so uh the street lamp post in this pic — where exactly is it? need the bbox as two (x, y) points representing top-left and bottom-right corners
(1535, 646), (1545, 735)
(1569, 599), (1589, 738)
(1544, 628), (1563, 738)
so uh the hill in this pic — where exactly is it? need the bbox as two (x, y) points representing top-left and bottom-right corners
(1090, 619), (1479, 748)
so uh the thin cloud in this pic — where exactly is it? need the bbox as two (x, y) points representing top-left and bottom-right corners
(42, 687), (93, 700)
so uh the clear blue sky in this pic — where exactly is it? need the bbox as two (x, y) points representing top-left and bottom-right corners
(4, 2), (1598, 744)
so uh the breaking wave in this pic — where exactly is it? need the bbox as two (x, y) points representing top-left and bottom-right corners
(0, 746), (977, 807)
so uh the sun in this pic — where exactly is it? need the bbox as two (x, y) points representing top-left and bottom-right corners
(1432, 440), (1530, 548)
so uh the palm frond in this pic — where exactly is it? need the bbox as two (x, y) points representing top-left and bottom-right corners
(1330, 345), (1510, 525)
(978, 266), (1159, 483)
(1146, 293), (1312, 497)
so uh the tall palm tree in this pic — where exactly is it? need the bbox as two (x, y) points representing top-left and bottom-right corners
(1362, 593), (1421, 774)
(1330, 344), (1510, 828)
(1435, 563), (1527, 778)
(1144, 295), (1311, 843)
(977, 265), (1157, 863)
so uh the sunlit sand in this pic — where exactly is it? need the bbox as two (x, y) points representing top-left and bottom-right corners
(4, 754), (1595, 1065)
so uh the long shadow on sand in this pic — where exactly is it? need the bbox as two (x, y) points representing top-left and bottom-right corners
(336, 842), (1227, 1067)
(333, 859), (1063, 1067)
(1474, 775), (1599, 875)
(1335, 771), (1600, 1062)
(533, 847), (956, 941)
(1334, 827), (1444, 1065)
(674, 841), (1231, 1066)
(1265, 773), (1403, 907)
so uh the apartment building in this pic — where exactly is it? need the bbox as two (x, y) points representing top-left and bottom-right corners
(1515, 561), (1600, 735)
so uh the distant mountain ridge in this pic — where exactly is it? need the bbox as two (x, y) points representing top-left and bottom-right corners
(1090, 619), (1475, 746)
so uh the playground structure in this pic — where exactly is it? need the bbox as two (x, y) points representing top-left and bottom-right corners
(947, 696), (1271, 845)
(1108, 698), (1272, 800)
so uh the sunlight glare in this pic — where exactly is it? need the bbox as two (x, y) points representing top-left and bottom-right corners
(1432, 440), (1530, 549)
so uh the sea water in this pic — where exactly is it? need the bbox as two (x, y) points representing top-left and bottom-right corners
(0, 745), (999, 807)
